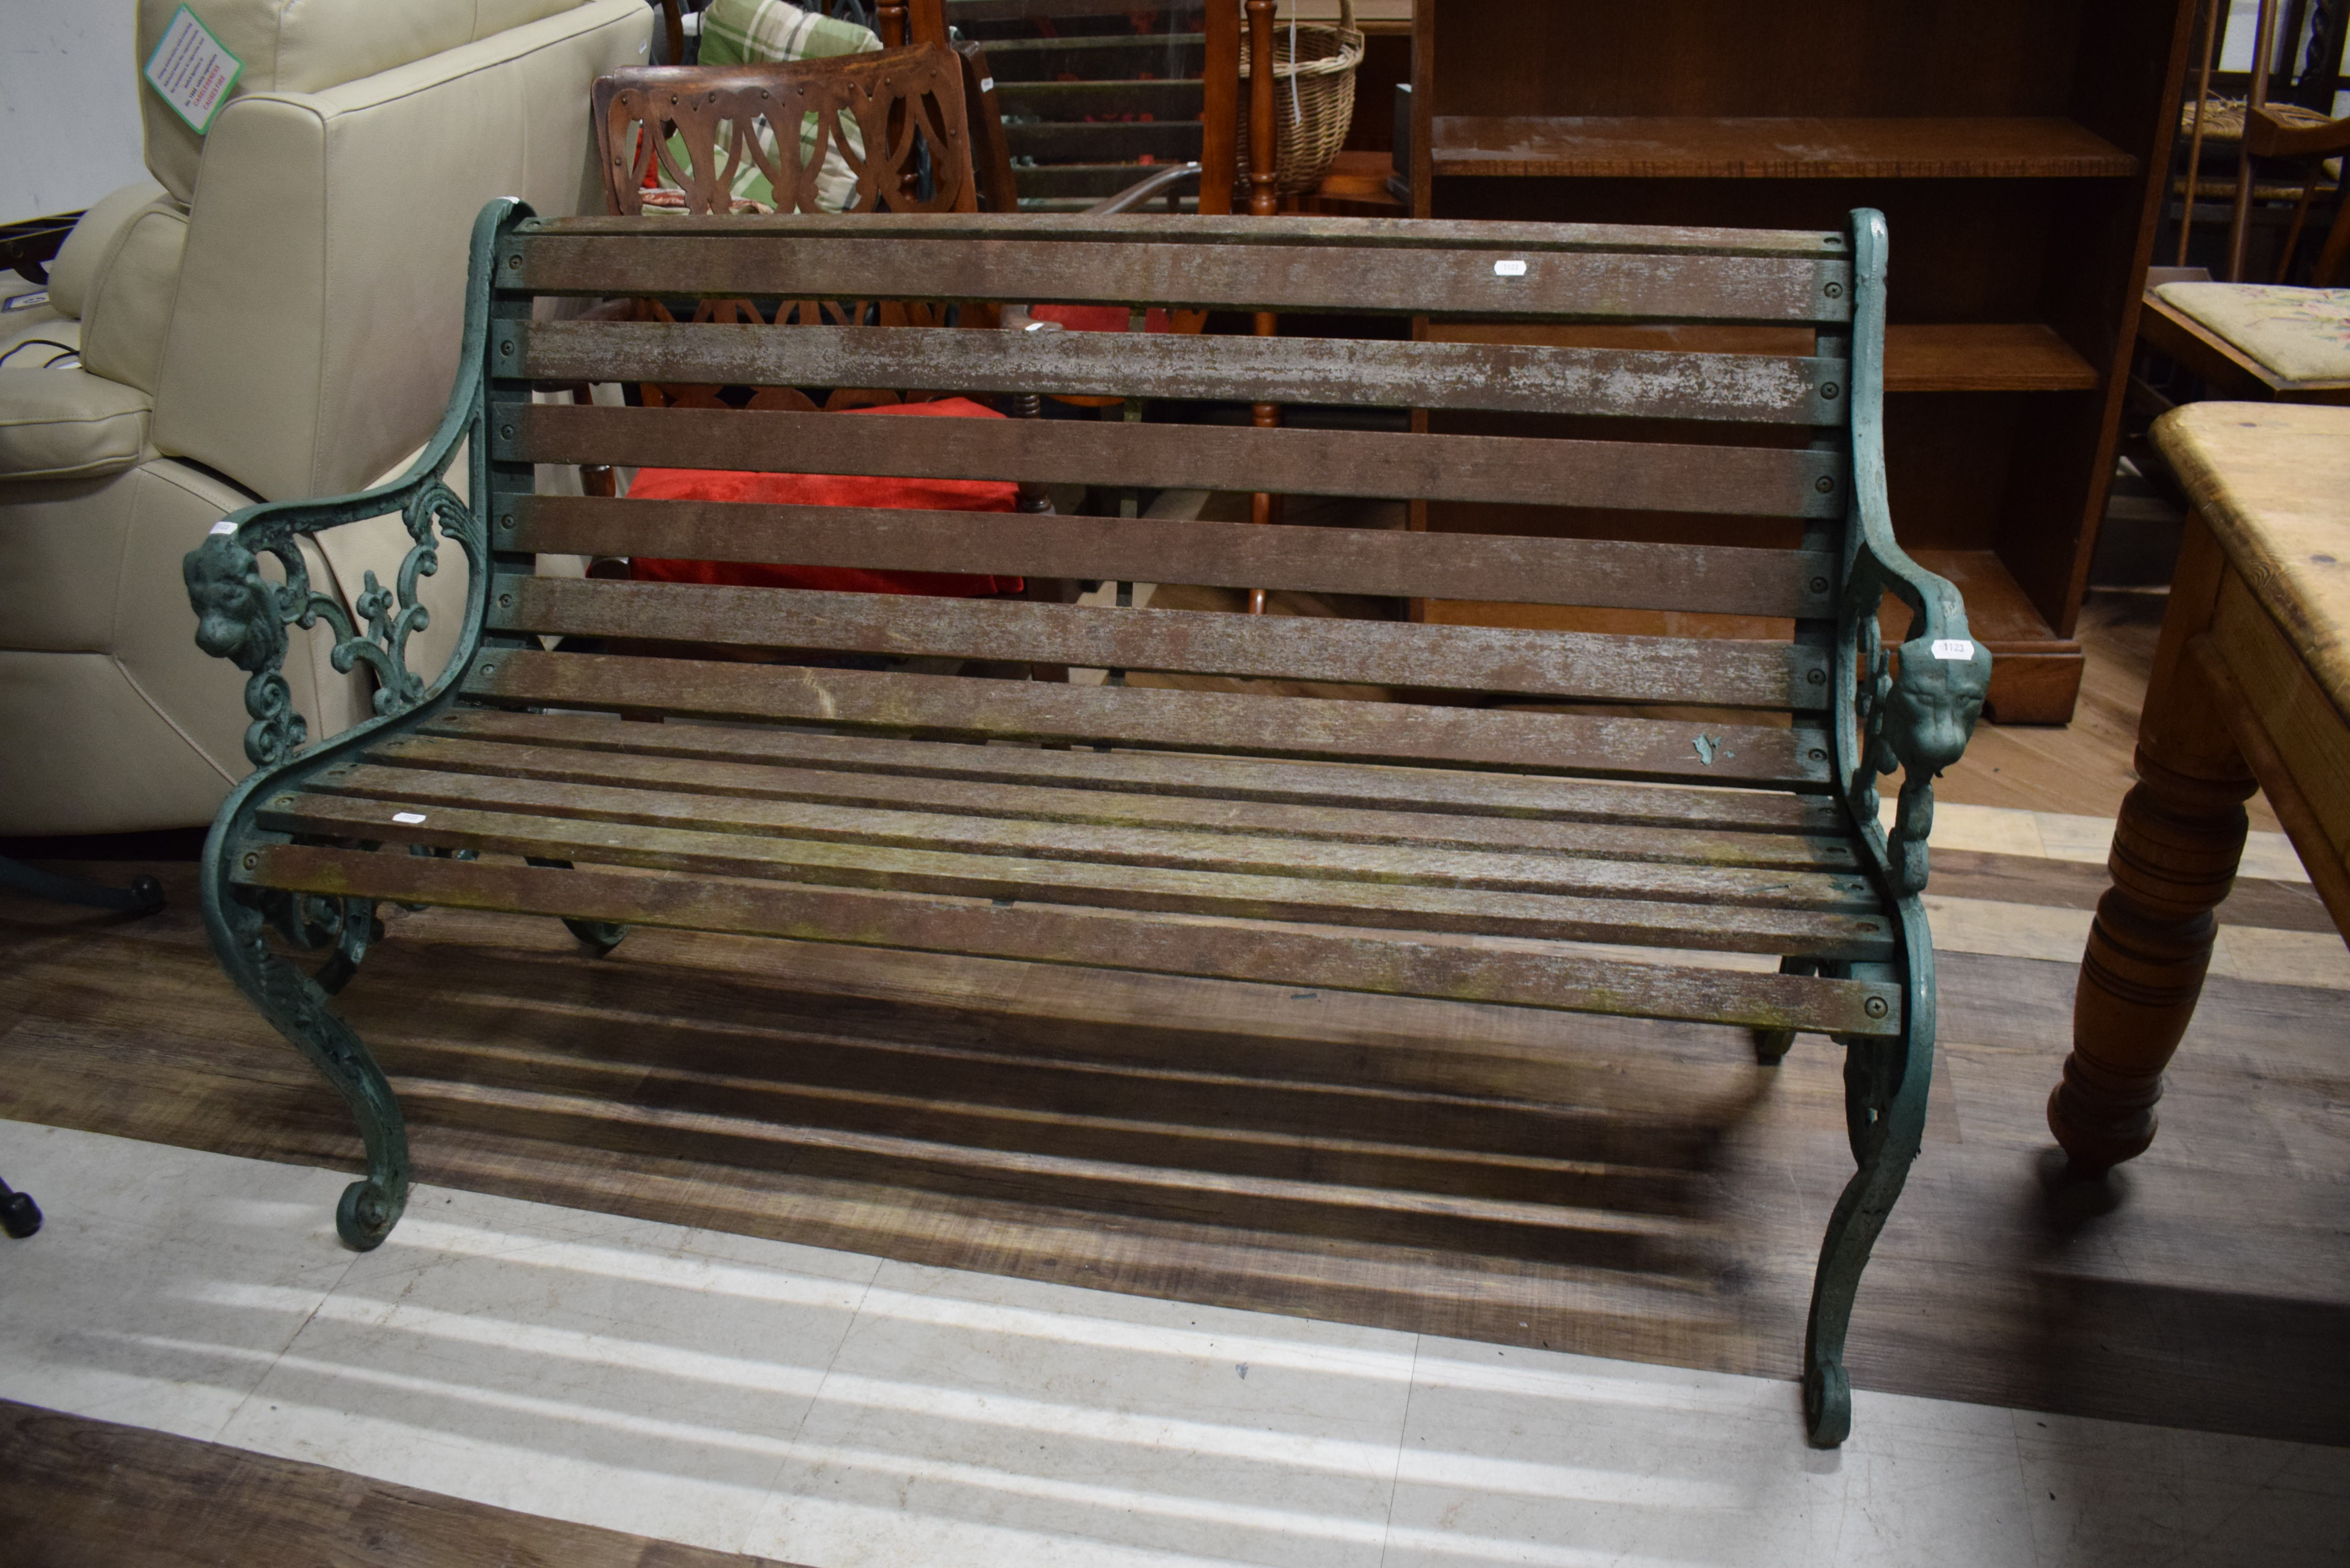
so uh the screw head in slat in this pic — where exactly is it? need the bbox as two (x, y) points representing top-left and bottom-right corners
(1864, 997), (1890, 1018)
(1814, 476), (1835, 494)
(1824, 282), (1844, 299)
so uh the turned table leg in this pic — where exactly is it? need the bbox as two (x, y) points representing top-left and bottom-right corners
(2051, 517), (2253, 1170)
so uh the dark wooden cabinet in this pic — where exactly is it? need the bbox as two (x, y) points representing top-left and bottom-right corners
(1406, 0), (2199, 722)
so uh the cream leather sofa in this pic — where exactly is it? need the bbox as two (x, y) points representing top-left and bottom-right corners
(0, 0), (650, 836)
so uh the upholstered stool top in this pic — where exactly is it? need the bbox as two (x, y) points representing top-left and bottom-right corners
(2153, 401), (2350, 711)
(2156, 283), (2350, 384)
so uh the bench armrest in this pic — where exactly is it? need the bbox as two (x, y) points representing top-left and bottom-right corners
(1839, 209), (1992, 896)
(181, 201), (509, 770)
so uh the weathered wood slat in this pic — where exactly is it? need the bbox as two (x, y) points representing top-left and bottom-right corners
(259, 791), (1887, 955)
(498, 405), (1846, 518)
(239, 846), (1902, 1034)
(308, 760), (1876, 909)
(503, 498), (1838, 618)
(458, 651), (1834, 786)
(419, 708), (1848, 833)
(491, 577), (1827, 711)
(511, 321), (1845, 425)
(508, 224), (1852, 323)
(368, 730), (1861, 870)
(525, 210), (1851, 258)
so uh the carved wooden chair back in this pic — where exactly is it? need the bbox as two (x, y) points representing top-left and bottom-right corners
(591, 44), (982, 414)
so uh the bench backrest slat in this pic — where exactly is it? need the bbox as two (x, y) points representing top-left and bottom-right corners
(513, 321), (1844, 424)
(504, 498), (1836, 619)
(490, 575), (1829, 711)
(507, 225), (1851, 324)
(500, 404), (1846, 518)
(463, 651), (1830, 787)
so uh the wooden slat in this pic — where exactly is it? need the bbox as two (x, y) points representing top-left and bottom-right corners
(1007, 121), (1203, 162)
(504, 498), (1839, 618)
(990, 80), (1205, 119)
(307, 762), (1876, 910)
(239, 845), (1904, 1033)
(528, 211), (1851, 258)
(419, 708), (1849, 833)
(973, 34), (1204, 80)
(491, 577), (1828, 711)
(511, 321), (1846, 424)
(458, 651), (1836, 786)
(258, 792), (1885, 955)
(498, 405), (1847, 518)
(509, 221), (1852, 324)
(367, 730), (1862, 870)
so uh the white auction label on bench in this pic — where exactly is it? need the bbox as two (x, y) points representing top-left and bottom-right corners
(391, 812), (428, 825)
(144, 6), (244, 136)
(1930, 638), (1977, 661)
(1493, 259), (1528, 276)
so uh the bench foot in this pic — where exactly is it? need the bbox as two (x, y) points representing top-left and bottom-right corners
(525, 858), (629, 954)
(1800, 1024), (1929, 1448)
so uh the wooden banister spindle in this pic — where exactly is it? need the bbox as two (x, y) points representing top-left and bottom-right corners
(877, 1), (908, 47)
(1247, 0), (1281, 613)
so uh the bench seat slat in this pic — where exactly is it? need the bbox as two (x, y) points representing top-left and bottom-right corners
(310, 761), (1875, 910)
(241, 845), (1902, 1036)
(419, 710), (1847, 833)
(459, 652), (1834, 786)
(511, 228), (1852, 325)
(504, 499), (1838, 619)
(500, 405), (1846, 518)
(513, 321), (1845, 425)
(257, 793), (1892, 959)
(492, 577), (1828, 711)
(372, 729), (1861, 870)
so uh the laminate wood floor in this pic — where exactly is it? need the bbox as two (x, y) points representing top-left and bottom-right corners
(1, 579), (2341, 1567)
(0, 1400), (804, 1568)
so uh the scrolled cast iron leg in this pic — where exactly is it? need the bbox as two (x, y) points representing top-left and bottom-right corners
(524, 857), (628, 953)
(1753, 956), (1822, 1064)
(220, 902), (409, 1249)
(1800, 1028), (1928, 1447)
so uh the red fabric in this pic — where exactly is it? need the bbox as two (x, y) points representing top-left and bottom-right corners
(1032, 303), (1175, 333)
(629, 398), (1022, 596)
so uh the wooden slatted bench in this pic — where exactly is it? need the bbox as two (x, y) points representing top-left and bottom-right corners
(182, 200), (1989, 1446)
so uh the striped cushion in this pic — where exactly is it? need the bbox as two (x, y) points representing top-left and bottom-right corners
(683, 0), (882, 213)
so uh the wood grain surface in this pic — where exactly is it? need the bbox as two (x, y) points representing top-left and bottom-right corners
(0, 1401), (802, 1568)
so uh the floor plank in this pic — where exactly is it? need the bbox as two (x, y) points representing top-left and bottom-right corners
(2, 854), (2343, 1447)
(0, 1399), (804, 1568)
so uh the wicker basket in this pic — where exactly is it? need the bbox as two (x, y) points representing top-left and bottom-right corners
(1234, 1), (1365, 201)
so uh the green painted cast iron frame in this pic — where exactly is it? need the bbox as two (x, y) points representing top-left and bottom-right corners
(183, 199), (1986, 1448)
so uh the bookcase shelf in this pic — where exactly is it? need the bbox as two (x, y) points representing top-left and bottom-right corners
(1407, 0), (2201, 723)
(1430, 116), (2140, 181)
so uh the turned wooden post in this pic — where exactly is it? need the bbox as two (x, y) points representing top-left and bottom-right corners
(1246, 0), (1282, 611)
(2052, 517), (2255, 1168)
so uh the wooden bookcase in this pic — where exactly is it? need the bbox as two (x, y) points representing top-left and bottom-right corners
(1406, 0), (2199, 722)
